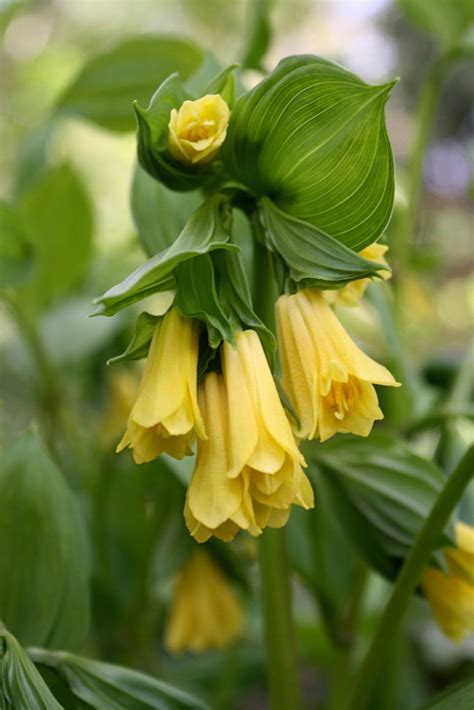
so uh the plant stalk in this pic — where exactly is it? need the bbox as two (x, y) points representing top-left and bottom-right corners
(345, 445), (474, 710)
(252, 237), (302, 710)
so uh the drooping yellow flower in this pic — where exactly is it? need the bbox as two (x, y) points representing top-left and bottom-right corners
(275, 288), (400, 442)
(184, 330), (314, 543)
(324, 243), (390, 307)
(168, 94), (230, 165)
(421, 522), (474, 642)
(164, 549), (243, 654)
(117, 308), (205, 463)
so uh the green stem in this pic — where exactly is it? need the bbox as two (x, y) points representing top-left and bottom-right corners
(345, 445), (474, 710)
(258, 529), (303, 710)
(251, 232), (302, 710)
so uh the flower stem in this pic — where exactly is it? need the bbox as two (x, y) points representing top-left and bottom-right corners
(258, 528), (303, 710)
(345, 445), (474, 710)
(251, 236), (302, 710)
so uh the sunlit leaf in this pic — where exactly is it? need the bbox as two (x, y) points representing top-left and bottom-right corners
(224, 55), (396, 250)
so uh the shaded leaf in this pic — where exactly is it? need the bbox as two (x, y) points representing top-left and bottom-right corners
(307, 433), (452, 579)
(57, 35), (204, 132)
(0, 201), (32, 288)
(419, 678), (474, 710)
(398, 0), (474, 51)
(94, 194), (237, 317)
(0, 431), (90, 650)
(258, 197), (387, 289)
(107, 312), (160, 365)
(30, 649), (209, 710)
(241, 0), (272, 70)
(0, 628), (63, 710)
(224, 55), (395, 250)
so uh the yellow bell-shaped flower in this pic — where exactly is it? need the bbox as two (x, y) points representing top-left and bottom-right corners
(117, 308), (205, 463)
(184, 330), (314, 543)
(421, 522), (474, 642)
(168, 94), (230, 165)
(324, 243), (390, 307)
(275, 288), (400, 442)
(164, 549), (243, 654)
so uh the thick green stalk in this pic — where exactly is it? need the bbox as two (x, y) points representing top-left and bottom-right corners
(345, 445), (474, 710)
(252, 238), (302, 710)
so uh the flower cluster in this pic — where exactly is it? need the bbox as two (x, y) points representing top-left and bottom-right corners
(421, 522), (474, 642)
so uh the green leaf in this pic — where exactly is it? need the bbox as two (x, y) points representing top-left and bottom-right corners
(306, 433), (452, 579)
(175, 254), (236, 348)
(201, 64), (237, 107)
(258, 197), (387, 288)
(241, 0), (273, 70)
(107, 311), (159, 365)
(56, 35), (204, 132)
(0, 628), (63, 710)
(131, 163), (202, 257)
(398, 0), (474, 51)
(224, 55), (396, 250)
(29, 649), (209, 710)
(94, 194), (237, 317)
(0, 201), (33, 288)
(0, 431), (90, 650)
(19, 163), (93, 310)
(419, 678), (474, 710)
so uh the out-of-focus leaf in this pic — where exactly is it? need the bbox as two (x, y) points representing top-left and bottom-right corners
(19, 163), (93, 310)
(398, 0), (474, 51)
(307, 433), (452, 579)
(41, 297), (125, 365)
(241, 0), (272, 70)
(131, 164), (201, 257)
(0, 628), (63, 710)
(224, 55), (395, 250)
(94, 194), (237, 317)
(30, 649), (209, 710)
(0, 431), (90, 650)
(419, 678), (474, 710)
(57, 35), (204, 132)
(258, 198), (387, 289)
(0, 201), (32, 288)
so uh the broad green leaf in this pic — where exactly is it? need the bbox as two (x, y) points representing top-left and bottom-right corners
(0, 431), (90, 650)
(307, 433), (451, 579)
(258, 197), (387, 289)
(131, 164), (201, 256)
(0, 628), (63, 710)
(19, 163), (93, 310)
(223, 55), (395, 250)
(29, 649), (209, 710)
(419, 678), (474, 710)
(175, 254), (237, 348)
(398, 0), (474, 51)
(0, 201), (32, 288)
(241, 0), (272, 70)
(57, 35), (204, 132)
(94, 194), (237, 317)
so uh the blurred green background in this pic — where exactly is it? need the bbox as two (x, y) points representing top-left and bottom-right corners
(0, 1), (473, 708)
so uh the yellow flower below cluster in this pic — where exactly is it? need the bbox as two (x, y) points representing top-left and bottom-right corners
(421, 522), (474, 642)
(117, 308), (205, 463)
(168, 94), (230, 165)
(276, 288), (400, 442)
(324, 243), (390, 307)
(185, 330), (314, 543)
(164, 550), (243, 653)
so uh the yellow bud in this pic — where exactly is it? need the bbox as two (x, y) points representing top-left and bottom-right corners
(275, 288), (400, 442)
(164, 550), (243, 654)
(168, 94), (230, 165)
